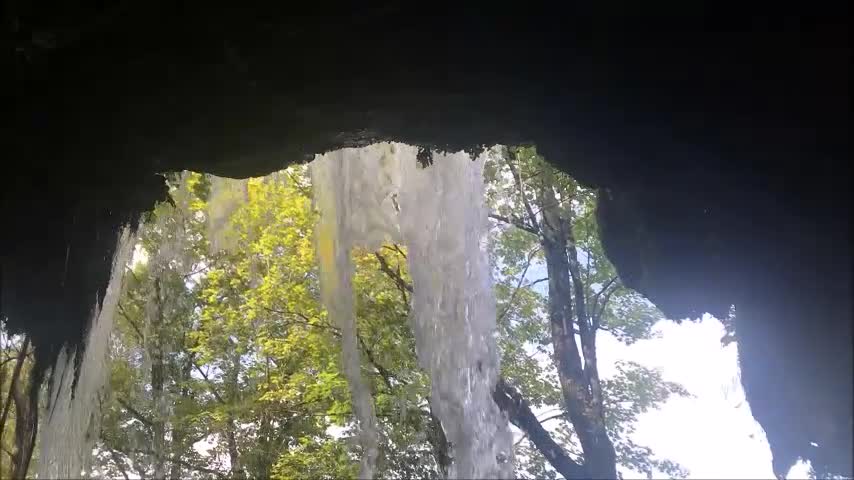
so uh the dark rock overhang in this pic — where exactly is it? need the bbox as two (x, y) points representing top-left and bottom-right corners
(3, 3), (851, 477)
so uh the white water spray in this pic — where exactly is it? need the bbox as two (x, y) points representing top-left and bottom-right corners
(312, 146), (396, 479)
(37, 227), (135, 479)
(207, 175), (250, 254)
(312, 143), (513, 479)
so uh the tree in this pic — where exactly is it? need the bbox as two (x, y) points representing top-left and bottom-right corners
(95, 173), (229, 480)
(95, 168), (444, 479)
(92, 146), (689, 480)
(0, 327), (38, 480)
(486, 146), (688, 479)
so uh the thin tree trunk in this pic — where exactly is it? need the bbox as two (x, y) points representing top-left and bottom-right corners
(567, 221), (616, 479)
(0, 336), (36, 480)
(10, 369), (38, 480)
(225, 417), (242, 478)
(254, 410), (274, 479)
(562, 183), (605, 415)
(537, 175), (617, 479)
(494, 378), (587, 479)
(0, 337), (29, 438)
(168, 353), (195, 480)
(426, 398), (451, 478)
(150, 369), (166, 480)
(150, 278), (167, 480)
(225, 350), (244, 479)
(0, 357), (6, 480)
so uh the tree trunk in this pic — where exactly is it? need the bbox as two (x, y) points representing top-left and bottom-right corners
(537, 176), (617, 479)
(224, 418), (242, 478)
(10, 370), (38, 480)
(149, 278), (167, 480)
(426, 398), (451, 478)
(565, 205), (615, 477)
(150, 344), (167, 479)
(494, 378), (587, 479)
(168, 354), (195, 480)
(0, 336), (37, 480)
(225, 350), (244, 479)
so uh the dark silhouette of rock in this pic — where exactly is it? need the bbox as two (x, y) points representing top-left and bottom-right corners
(3, 3), (850, 477)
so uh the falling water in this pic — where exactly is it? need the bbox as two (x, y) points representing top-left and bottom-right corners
(312, 143), (513, 479)
(397, 148), (514, 478)
(207, 175), (250, 254)
(37, 226), (135, 479)
(312, 146), (395, 479)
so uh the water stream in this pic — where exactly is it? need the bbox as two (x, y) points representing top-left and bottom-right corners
(36, 143), (512, 478)
(37, 226), (135, 478)
(312, 143), (513, 478)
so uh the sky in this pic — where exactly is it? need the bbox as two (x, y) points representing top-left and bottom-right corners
(602, 316), (810, 479)
(511, 255), (812, 480)
(518, 313), (813, 479)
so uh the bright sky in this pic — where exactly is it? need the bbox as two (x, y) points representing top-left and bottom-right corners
(513, 256), (812, 479)
(524, 314), (813, 479)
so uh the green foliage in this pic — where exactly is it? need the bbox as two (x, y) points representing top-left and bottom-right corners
(0, 327), (38, 479)
(485, 146), (689, 478)
(272, 437), (357, 479)
(602, 362), (691, 478)
(91, 147), (690, 479)
(95, 167), (440, 479)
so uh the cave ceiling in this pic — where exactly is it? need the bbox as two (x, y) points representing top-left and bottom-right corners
(3, 2), (851, 477)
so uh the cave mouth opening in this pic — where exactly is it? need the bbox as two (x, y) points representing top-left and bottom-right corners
(6, 5), (850, 478)
(1, 143), (824, 479)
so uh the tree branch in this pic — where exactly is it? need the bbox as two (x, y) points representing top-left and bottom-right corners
(183, 264), (213, 280)
(125, 266), (142, 284)
(116, 397), (154, 429)
(113, 446), (228, 479)
(493, 378), (587, 479)
(261, 306), (340, 334)
(0, 336), (30, 434)
(192, 363), (228, 405)
(505, 149), (540, 233)
(374, 251), (413, 293)
(591, 277), (618, 315)
(592, 283), (620, 331)
(536, 412), (568, 425)
(488, 213), (539, 235)
(169, 453), (229, 478)
(285, 169), (311, 197)
(497, 247), (540, 325)
(375, 251), (413, 307)
(566, 223), (604, 416)
(108, 448), (132, 480)
(117, 302), (145, 342)
(357, 335), (399, 390)
(381, 244), (407, 260)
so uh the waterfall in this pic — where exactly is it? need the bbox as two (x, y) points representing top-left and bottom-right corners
(312, 143), (513, 479)
(207, 175), (250, 255)
(37, 226), (135, 478)
(312, 146), (394, 479)
(397, 148), (513, 479)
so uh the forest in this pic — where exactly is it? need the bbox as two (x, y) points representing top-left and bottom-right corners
(2, 146), (691, 479)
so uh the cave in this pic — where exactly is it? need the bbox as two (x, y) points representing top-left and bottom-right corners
(3, 3), (851, 478)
